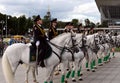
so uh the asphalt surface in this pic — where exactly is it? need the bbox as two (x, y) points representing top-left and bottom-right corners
(0, 52), (120, 83)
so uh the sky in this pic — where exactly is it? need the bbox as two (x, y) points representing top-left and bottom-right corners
(0, 0), (100, 23)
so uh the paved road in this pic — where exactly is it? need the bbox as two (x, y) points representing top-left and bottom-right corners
(0, 52), (120, 83)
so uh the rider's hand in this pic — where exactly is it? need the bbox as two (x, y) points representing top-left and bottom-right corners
(36, 41), (40, 46)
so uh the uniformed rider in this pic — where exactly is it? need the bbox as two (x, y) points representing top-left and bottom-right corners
(64, 22), (74, 32)
(48, 18), (58, 40)
(33, 15), (51, 66)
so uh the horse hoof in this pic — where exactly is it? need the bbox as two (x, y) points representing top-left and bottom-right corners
(54, 71), (60, 75)
(59, 69), (61, 72)
(104, 61), (107, 64)
(92, 69), (95, 72)
(66, 69), (69, 71)
(33, 80), (39, 83)
(80, 73), (83, 76)
(94, 66), (97, 69)
(72, 78), (76, 82)
(87, 69), (90, 71)
(34, 81), (39, 83)
(98, 64), (103, 66)
(79, 77), (83, 81)
(64, 80), (68, 83)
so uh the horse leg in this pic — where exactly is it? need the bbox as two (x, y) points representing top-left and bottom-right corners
(54, 64), (61, 75)
(85, 55), (90, 71)
(93, 53), (98, 69)
(91, 59), (96, 72)
(31, 66), (39, 83)
(61, 61), (69, 83)
(90, 53), (96, 72)
(71, 59), (83, 82)
(25, 65), (30, 83)
(44, 65), (57, 83)
(71, 62), (77, 82)
(103, 51), (108, 63)
(98, 51), (103, 66)
(57, 64), (61, 71)
(77, 59), (84, 81)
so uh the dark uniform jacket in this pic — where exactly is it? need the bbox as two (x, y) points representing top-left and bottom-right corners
(33, 24), (46, 42)
(33, 24), (50, 62)
(77, 27), (82, 33)
(48, 26), (58, 40)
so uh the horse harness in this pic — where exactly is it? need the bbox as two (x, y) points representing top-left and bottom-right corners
(49, 42), (74, 62)
(48, 35), (78, 62)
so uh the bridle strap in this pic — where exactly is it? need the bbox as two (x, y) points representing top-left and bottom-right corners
(48, 41), (75, 62)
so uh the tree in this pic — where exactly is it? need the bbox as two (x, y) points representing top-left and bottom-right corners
(42, 15), (51, 29)
(85, 19), (90, 26)
(18, 15), (27, 34)
(90, 22), (95, 28)
(57, 21), (65, 28)
(72, 19), (79, 27)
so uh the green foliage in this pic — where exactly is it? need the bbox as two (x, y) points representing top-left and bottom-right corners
(0, 13), (33, 35)
(72, 19), (79, 27)
(115, 47), (120, 52)
(0, 13), (105, 36)
(57, 21), (65, 28)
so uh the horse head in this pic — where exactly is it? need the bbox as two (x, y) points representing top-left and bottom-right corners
(94, 34), (100, 45)
(86, 33), (100, 49)
(105, 32), (114, 43)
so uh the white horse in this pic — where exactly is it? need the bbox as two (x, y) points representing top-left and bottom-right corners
(59, 33), (87, 82)
(2, 32), (77, 83)
(65, 33), (100, 81)
(97, 32), (115, 65)
(85, 33), (100, 72)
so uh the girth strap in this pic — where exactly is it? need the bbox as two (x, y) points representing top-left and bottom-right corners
(65, 47), (75, 61)
(49, 41), (75, 61)
(52, 50), (61, 63)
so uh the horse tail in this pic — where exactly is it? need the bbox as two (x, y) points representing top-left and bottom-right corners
(2, 53), (14, 83)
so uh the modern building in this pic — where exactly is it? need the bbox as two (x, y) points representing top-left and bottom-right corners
(95, 0), (120, 27)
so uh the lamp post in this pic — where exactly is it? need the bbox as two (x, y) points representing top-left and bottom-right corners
(6, 15), (10, 38)
(0, 20), (5, 37)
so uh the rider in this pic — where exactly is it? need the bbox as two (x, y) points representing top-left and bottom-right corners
(64, 22), (74, 32)
(33, 15), (51, 66)
(48, 18), (58, 40)
(88, 27), (94, 35)
(77, 23), (83, 33)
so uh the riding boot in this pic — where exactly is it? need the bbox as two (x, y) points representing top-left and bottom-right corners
(37, 50), (45, 67)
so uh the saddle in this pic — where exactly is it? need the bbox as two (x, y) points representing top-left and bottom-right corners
(29, 43), (36, 62)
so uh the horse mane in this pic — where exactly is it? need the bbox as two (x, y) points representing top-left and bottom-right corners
(87, 33), (98, 44)
(50, 33), (71, 42)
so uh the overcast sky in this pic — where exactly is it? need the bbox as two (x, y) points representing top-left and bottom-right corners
(0, 0), (100, 23)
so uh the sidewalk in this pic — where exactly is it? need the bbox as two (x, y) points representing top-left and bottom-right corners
(0, 52), (120, 83)
(78, 52), (120, 83)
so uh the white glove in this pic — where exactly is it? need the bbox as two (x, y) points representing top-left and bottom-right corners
(36, 41), (40, 46)
(46, 38), (49, 41)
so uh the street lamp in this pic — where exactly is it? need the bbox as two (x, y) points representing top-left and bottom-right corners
(0, 20), (5, 37)
(6, 15), (10, 38)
